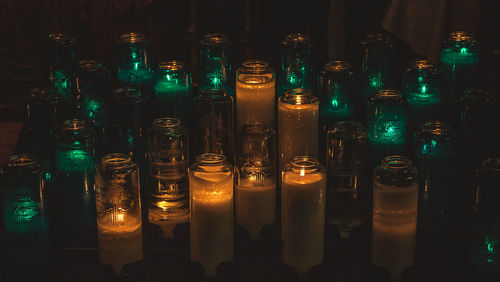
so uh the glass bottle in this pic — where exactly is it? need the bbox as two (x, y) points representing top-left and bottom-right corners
(279, 33), (315, 96)
(116, 33), (155, 98)
(95, 153), (143, 275)
(372, 155), (418, 281)
(199, 33), (234, 96)
(42, 33), (77, 103)
(470, 158), (500, 274)
(146, 118), (189, 239)
(189, 153), (233, 277)
(191, 89), (234, 164)
(282, 156), (326, 276)
(413, 121), (457, 260)
(236, 60), (276, 128)
(54, 119), (96, 248)
(153, 60), (192, 125)
(367, 89), (408, 164)
(278, 88), (319, 173)
(318, 60), (356, 163)
(402, 60), (442, 131)
(1, 154), (49, 266)
(236, 122), (276, 239)
(326, 121), (368, 239)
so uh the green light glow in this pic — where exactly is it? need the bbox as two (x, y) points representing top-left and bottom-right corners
(132, 52), (137, 59)
(440, 48), (479, 66)
(460, 47), (468, 54)
(421, 85), (427, 94)
(484, 236), (498, 264)
(331, 98), (338, 108)
(418, 76), (423, 83)
(86, 99), (101, 119)
(56, 148), (93, 172)
(134, 62), (139, 72)
(45, 172), (52, 182)
(370, 119), (406, 145)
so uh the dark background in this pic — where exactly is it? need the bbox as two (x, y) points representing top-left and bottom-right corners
(1, 0), (499, 119)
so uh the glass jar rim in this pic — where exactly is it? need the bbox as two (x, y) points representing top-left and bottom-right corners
(482, 158), (500, 172)
(201, 33), (231, 45)
(7, 154), (40, 168)
(379, 155), (413, 170)
(119, 32), (148, 44)
(280, 88), (318, 105)
(324, 60), (352, 72)
(158, 60), (184, 71)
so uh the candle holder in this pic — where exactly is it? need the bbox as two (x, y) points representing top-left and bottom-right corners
(279, 33), (315, 95)
(367, 89), (408, 164)
(470, 158), (500, 271)
(76, 60), (110, 127)
(146, 118), (189, 239)
(55, 119), (96, 247)
(191, 89), (234, 164)
(402, 60), (441, 131)
(326, 121), (368, 239)
(1, 154), (49, 265)
(153, 60), (192, 124)
(116, 33), (155, 97)
(199, 33), (234, 96)
(372, 155), (418, 280)
(282, 156), (326, 276)
(42, 33), (77, 103)
(236, 60), (276, 128)
(189, 153), (233, 277)
(236, 122), (276, 239)
(95, 153), (143, 275)
(278, 88), (319, 173)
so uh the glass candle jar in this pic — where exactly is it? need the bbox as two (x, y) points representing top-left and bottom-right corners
(372, 155), (418, 281)
(282, 156), (326, 276)
(236, 122), (276, 239)
(116, 33), (155, 98)
(95, 153), (143, 275)
(42, 33), (77, 103)
(402, 60), (441, 131)
(367, 89), (408, 163)
(236, 60), (276, 128)
(191, 89), (234, 164)
(279, 33), (315, 95)
(199, 33), (234, 96)
(1, 154), (49, 265)
(189, 153), (234, 277)
(54, 119), (96, 247)
(326, 121), (368, 239)
(153, 60), (192, 124)
(278, 88), (319, 173)
(76, 60), (110, 127)
(146, 118), (189, 239)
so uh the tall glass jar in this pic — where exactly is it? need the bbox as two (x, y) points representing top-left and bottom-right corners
(326, 121), (368, 239)
(236, 122), (276, 239)
(199, 33), (234, 96)
(42, 33), (77, 103)
(153, 60), (192, 125)
(54, 119), (96, 248)
(372, 155), (418, 281)
(318, 60), (356, 163)
(402, 60), (442, 131)
(279, 33), (315, 96)
(189, 153), (234, 277)
(146, 118), (189, 239)
(116, 33), (155, 98)
(367, 89), (408, 164)
(191, 89), (234, 164)
(95, 153), (143, 275)
(278, 88), (319, 173)
(76, 60), (110, 127)
(470, 158), (500, 274)
(1, 154), (49, 266)
(236, 60), (276, 128)
(282, 156), (326, 276)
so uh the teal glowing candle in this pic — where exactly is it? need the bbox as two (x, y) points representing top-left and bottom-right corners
(116, 33), (155, 97)
(279, 33), (315, 95)
(402, 60), (441, 131)
(199, 33), (234, 96)
(55, 119), (96, 247)
(367, 90), (408, 162)
(413, 121), (457, 261)
(1, 154), (49, 265)
(42, 33), (77, 102)
(153, 60), (192, 124)
(76, 60), (110, 126)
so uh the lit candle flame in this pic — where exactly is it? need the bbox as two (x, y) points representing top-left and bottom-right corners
(300, 169), (305, 177)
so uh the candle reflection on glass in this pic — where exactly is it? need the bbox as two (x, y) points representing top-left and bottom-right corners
(95, 153), (143, 275)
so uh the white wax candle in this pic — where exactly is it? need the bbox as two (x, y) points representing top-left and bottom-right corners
(282, 171), (326, 275)
(278, 100), (319, 172)
(236, 78), (275, 128)
(236, 178), (276, 239)
(190, 174), (233, 277)
(97, 213), (143, 275)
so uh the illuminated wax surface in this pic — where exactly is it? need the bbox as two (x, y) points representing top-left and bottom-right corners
(55, 145), (94, 172)
(320, 84), (354, 118)
(440, 47), (479, 67)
